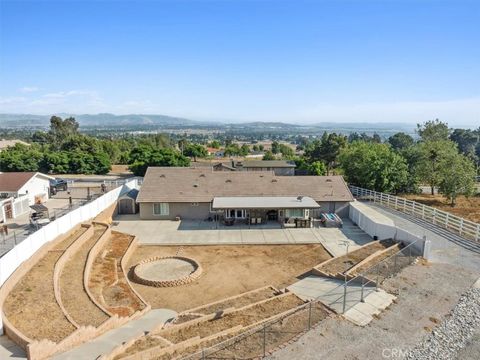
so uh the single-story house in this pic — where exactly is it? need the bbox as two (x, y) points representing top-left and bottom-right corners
(212, 160), (296, 175)
(0, 172), (54, 205)
(136, 167), (354, 222)
(237, 160), (296, 176)
(0, 172), (54, 221)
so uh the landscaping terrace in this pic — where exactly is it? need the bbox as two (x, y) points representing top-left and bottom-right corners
(88, 231), (146, 317)
(59, 223), (110, 327)
(3, 226), (88, 342)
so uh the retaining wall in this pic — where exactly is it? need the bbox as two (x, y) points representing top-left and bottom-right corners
(349, 201), (428, 258)
(0, 179), (139, 334)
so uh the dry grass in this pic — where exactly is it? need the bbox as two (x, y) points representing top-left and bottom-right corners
(191, 287), (279, 315)
(60, 225), (110, 327)
(404, 194), (480, 223)
(3, 228), (87, 342)
(117, 300), (330, 360)
(117, 293), (307, 358)
(128, 244), (331, 312)
(88, 232), (145, 317)
(159, 294), (305, 344)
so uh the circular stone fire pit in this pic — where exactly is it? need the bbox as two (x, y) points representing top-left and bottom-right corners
(132, 256), (202, 287)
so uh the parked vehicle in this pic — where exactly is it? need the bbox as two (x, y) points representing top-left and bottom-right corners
(50, 178), (68, 193)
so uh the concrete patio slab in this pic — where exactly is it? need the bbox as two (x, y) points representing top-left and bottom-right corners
(112, 216), (374, 249)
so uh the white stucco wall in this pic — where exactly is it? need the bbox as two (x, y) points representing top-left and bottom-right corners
(17, 175), (51, 205)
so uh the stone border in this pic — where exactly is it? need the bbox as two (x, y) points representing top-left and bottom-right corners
(132, 256), (203, 287)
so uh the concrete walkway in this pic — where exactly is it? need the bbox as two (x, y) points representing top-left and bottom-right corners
(53, 309), (177, 360)
(363, 203), (480, 272)
(0, 336), (26, 360)
(287, 275), (395, 326)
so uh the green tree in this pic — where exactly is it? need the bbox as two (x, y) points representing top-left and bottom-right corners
(417, 119), (449, 141)
(49, 116), (79, 146)
(438, 152), (476, 206)
(416, 140), (458, 195)
(338, 141), (409, 193)
(240, 144), (250, 156)
(184, 144), (207, 162)
(304, 132), (347, 175)
(209, 140), (221, 149)
(263, 150), (275, 160)
(307, 161), (327, 176)
(224, 144), (242, 157)
(271, 141), (280, 154)
(388, 132), (414, 151)
(128, 147), (190, 176)
(0, 143), (43, 172)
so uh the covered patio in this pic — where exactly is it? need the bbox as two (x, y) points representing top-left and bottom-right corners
(211, 196), (320, 228)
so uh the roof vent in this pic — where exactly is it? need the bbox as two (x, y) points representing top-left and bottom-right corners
(199, 174), (206, 177)
(326, 178), (332, 182)
(225, 179), (232, 183)
(297, 196), (304, 202)
(271, 179), (278, 182)
(160, 174), (166, 178)
(193, 184), (198, 187)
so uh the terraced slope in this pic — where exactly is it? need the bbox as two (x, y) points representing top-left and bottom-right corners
(88, 231), (145, 317)
(315, 239), (396, 276)
(115, 293), (307, 359)
(59, 224), (110, 327)
(186, 286), (279, 316)
(3, 227), (87, 342)
(114, 292), (332, 360)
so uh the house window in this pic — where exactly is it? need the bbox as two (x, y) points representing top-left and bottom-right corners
(226, 209), (246, 218)
(153, 203), (169, 216)
(286, 209), (304, 218)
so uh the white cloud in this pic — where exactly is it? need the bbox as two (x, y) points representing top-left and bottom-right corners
(18, 86), (39, 93)
(0, 89), (107, 114)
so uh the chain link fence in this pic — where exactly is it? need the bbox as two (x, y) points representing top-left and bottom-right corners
(179, 241), (418, 360)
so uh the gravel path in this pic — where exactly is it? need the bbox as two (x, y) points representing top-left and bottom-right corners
(268, 262), (478, 360)
(405, 284), (480, 360)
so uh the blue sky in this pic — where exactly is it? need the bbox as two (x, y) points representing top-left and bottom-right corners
(0, 0), (479, 126)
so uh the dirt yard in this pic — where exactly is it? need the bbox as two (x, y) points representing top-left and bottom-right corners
(3, 228), (86, 342)
(127, 244), (331, 311)
(60, 225), (110, 327)
(404, 194), (480, 223)
(88, 231), (145, 317)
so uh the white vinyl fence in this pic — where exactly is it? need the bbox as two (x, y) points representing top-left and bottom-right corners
(0, 178), (139, 287)
(349, 186), (480, 243)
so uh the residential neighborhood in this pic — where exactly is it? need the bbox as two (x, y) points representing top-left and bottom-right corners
(0, 0), (479, 359)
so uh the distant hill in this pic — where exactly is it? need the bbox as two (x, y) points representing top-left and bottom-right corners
(0, 113), (211, 127)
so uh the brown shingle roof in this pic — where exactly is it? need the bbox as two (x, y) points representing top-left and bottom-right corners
(241, 160), (296, 168)
(0, 172), (37, 192)
(136, 167), (354, 203)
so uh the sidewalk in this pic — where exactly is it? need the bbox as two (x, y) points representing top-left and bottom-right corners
(53, 309), (177, 360)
